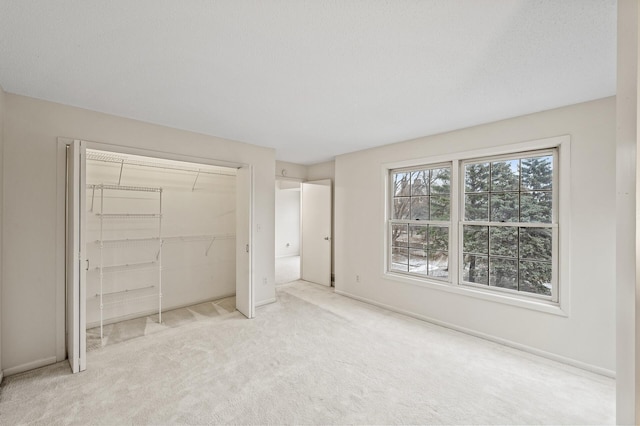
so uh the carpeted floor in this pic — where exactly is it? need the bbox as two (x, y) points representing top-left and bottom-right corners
(86, 296), (237, 351)
(0, 281), (614, 425)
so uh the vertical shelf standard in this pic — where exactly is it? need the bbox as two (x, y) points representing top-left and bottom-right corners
(93, 184), (163, 343)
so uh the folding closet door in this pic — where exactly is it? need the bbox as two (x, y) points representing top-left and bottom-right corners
(235, 165), (253, 318)
(66, 140), (87, 373)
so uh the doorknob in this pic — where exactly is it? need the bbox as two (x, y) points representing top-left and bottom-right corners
(324, 237), (330, 241)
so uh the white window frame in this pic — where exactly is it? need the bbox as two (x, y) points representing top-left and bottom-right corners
(388, 162), (453, 282)
(383, 135), (571, 316)
(458, 149), (558, 303)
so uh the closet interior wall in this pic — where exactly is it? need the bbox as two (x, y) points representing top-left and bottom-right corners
(85, 150), (236, 327)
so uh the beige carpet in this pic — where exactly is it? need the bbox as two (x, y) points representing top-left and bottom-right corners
(87, 296), (236, 351)
(0, 281), (614, 425)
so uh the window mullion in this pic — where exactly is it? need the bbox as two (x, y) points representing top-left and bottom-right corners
(450, 159), (460, 286)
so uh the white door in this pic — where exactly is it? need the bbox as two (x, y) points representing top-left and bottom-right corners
(235, 166), (254, 318)
(66, 140), (87, 373)
(301, 179), (332, 286)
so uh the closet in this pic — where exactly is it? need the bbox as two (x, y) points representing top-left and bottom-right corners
(84, 149), (237, 343)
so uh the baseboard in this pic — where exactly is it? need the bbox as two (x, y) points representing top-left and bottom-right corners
(334, 289), (615, 379)
(255, 297), (277, 307)
(3, 356), (58, 378)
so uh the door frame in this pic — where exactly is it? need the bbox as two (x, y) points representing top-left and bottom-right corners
(56, 138), (255, 370)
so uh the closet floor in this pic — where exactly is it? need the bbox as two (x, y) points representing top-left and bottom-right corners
(86, 296), (236, 351)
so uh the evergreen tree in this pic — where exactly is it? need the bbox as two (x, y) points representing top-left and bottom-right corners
(461, 156), (553, 295)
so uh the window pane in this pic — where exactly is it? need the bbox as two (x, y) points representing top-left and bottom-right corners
(463, 225), (488, 255)
(409, 249), (427, 274)
(490, 192), (519, 222)
(394, 172), (411, 196)
(464, 194), (489, 221)
(491, 159), (519, 192)
(391, 224), (408, 247)
(519, 261), (552, 296)
(520, 191), (552, 223)
(408, 225), (427, 249)
(411, 170), (428, 196)
(430, 195), (450, 221)
(465, 163), (490, 192)
(393, 197), (410, 220)
(463, 254), (488, 284)
(410, 196), (429, 220)
(428, 251), (449, 278)
(521, 156), (553, 191)
(430, 168), (450, 194)
(391, 247), (409, 272)
(428, 225), (449, 251)
(519, 227), (552, 261)
(489, 226), (517, 257)
(489, 258), (518, 290)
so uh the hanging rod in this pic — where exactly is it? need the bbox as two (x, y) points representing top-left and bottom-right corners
(96, 237), (161, 245)
(162, 233), (235, 243)
(86, 184), (162, 192)
(86, 151), (236, 177)
(97, 261), (157, 272)
(96, 213), (162, 219)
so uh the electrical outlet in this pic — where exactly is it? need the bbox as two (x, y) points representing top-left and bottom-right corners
(356, 275), (360, 283)
(263, 277), (268, 285)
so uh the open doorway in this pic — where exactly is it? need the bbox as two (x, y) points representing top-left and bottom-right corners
(274, 179), (301, 284)
(65, 140), (253, 373)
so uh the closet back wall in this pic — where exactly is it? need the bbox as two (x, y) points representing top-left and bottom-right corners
(85, 158), (236, 326)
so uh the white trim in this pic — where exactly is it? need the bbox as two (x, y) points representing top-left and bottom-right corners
(56, 137), (257, 370)
(3, 356), (58, 377)
(255, 297), (277, 307)
(382, 135), (571, 313)
(334, 289), (614, 378)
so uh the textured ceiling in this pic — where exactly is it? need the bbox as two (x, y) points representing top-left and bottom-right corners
(0, 1), (616, 165)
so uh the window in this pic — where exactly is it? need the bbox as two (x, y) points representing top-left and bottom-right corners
(389, 164), (451, 279)
(387, 146), (559, 305)
(461, 151), (556, 300)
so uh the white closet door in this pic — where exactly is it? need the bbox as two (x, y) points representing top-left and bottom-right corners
(301, 179), (332, 286)
(235, 166), (254, 318)
(66, 140), (87, 373)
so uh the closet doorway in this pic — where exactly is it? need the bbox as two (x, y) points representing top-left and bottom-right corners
(65, 140), (253, 373)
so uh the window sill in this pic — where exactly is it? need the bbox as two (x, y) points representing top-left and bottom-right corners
(383, 271), (568, 317)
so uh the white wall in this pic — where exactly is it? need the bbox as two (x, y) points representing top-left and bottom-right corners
(2, 93), (275, 375)
(307, 161), (335, 182)
(276, 160), (307, 181)
(85, 159), (236, 326)
(335, 97), (616, 374)
(275, 182), (300, 258)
